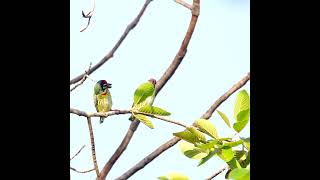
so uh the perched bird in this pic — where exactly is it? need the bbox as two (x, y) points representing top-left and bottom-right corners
(93, 80), (112, 124)
(129, 78), (157, 120)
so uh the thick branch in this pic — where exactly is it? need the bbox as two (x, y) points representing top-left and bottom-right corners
(87, 117), (100, 177)
(98, 120), (140, 179)
(70, 0), (153, 85)
(98, 0), (201, 179)
(116, 72), (250, 179)
(155, 0), (199, 95)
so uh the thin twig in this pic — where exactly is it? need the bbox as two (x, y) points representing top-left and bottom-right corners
(98, 0), (201, 178)
(80, 0), (96, 32)
(87, 117), (100, 177)
(174, 0), (192, 10)
(116, 72), (250, 179)
(70, 145), (86, 160)
(205, 167), (227, 180)
(132, 111), (188, 128)
(70, 63), (92, 92)
(70, 167), (95, 174)
(70, 0), (153, 85)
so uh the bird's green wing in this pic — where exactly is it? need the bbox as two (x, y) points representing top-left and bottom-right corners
(133, 82), (155, 106)
(93, 94), (99, 112)
(94, 83), (100, 95)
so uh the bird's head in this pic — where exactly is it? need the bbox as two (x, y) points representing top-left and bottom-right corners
(98, 80), (112, 91)
(148, 78), (157, 86)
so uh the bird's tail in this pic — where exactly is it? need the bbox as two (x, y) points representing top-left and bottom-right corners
(100, 117), (105, 124)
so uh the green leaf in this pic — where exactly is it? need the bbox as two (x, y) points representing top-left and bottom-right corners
(234, 90), (250, 120)
(194, 119), (219, 139)
(234, 150), (247, 161)
(132, 113), (154, 129)
(223, 139), (243, 148)
(187, 126), (206, 142)
(173, 130), (200, 144)
(227, 158), (242, 170)
(239, 151), (250, 168)
(159, 172), (189, 180)
(228, 168), (250, 180)
(184, 149), (208, 159)
(178, 141), (208, 160)
(241, 137), (250, 151)
(217, 110), (231, 128)
(198, 149), (216, 166)
(138, 105), (171, 116)
(217, 146), (234, 162)
(158, 176), (169, 180)
(196, 140), (219, 150)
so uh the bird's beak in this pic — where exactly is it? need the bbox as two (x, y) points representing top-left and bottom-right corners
(107, 83), (112, 88)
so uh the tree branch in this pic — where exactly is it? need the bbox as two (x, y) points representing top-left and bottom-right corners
(70, 167), (95, 174)
(116, 72), (250, 179)
(70, 108), (130, 118)
(201, 72), (250, 119)
(98, 120), (140, 179)
(87, 117), (100, 177)
(70, 0), (153, 85)
(205, 167), (227, 180)
(174, 0), (192, 10)
(70, 63), (92, 92)
(98, 0), (201, 178)
(70, 145), (86, 160)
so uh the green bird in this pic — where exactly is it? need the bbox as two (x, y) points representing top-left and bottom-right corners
(94, 80), (112, 124)
(129, 78), (157, 121)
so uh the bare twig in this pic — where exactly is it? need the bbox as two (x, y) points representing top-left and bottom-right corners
(98, 0), (201, 178)
(70, 0), (153, 85)
(174, 0), (192, 10)
(80, 0), (96, 32)
(87, 117), (100, 177)
(132, 111), (189, 128)
(70, 145), (86, 160)
(116, 72), (250, 179)
(70, 167), (95, 174)
(206, 167), (227, 180)
(70, 63), (92, 92)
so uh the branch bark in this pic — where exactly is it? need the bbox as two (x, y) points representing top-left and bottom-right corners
(87, 117), (100, 177)
(116, 72), (250, 179)
(70, 0), (153, 85)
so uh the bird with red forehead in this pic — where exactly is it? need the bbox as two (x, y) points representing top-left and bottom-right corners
(93, 80), (113, 123)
